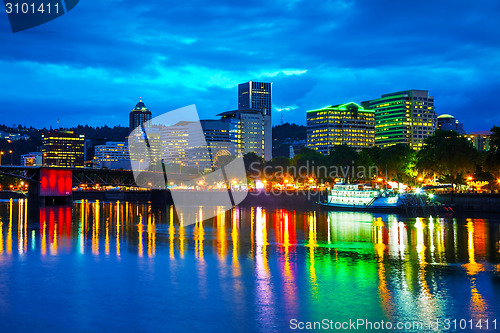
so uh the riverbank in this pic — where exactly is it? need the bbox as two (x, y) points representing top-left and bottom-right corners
(435, 193), (500, 213)
(4, 190), (500, 213)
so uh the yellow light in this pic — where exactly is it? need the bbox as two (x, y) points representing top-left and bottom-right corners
(467, 176), (473, 181)
(262, 180), (267, 184)
(377, 178), (383, 182)
(308, 178), (314, 183)
(418, 177), (423, 182)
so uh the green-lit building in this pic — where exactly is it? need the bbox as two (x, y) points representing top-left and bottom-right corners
(362, 89), (437, 150)
(307, 102), (375, 155)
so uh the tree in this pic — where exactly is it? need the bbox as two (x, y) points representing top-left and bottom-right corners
(485, 126), (500, 178)
(292, 147), (328, 181)
(243, 152), (263, 178)
(373, 144), (416, 184)
(417, 130), (478, 191)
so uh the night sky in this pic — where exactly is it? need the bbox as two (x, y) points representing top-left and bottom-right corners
(1, 0), (499, 132)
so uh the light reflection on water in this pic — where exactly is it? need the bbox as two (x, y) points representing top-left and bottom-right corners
(0, 199), (499, 332)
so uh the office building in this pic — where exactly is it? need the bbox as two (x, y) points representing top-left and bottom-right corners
(42, 131), (85, 167)
(218, 108), (270, 159)
(437, 114), (466, 134)
(307, 102), (375, 154)
(238, 81), (272, 160)
(21, 152), (43, 166)
(129, 99), (152, 132)
(464, 131), (491, 151)
(94, 142), (131, 169)
(362, 89), (437, 150)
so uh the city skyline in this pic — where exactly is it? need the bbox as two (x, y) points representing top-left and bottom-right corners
(1, 0), (499, 132)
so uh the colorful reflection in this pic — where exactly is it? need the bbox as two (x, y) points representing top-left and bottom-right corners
(0, 201), (499, 329)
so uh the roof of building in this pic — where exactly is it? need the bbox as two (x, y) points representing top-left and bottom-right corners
(437, 114), (455, 119)
(134, 100), (149, 111)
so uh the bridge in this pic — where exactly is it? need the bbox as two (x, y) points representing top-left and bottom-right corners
(0, 166), (197, 204)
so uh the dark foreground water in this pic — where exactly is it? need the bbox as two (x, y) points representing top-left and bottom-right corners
(0, 199), (499, 332)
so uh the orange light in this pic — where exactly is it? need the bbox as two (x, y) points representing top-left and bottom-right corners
(418, 177), (423, 182)
(262, 180), (267, 184)
(377, 178), (383, 182)
(467, 176), (473, 181)
(284, 179), (289, 183)
(308, 178), (314, 183)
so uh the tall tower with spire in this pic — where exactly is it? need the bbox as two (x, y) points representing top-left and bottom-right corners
(129, 98), (152, 132)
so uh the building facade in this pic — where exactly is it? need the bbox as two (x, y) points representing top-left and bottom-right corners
(42, 131), (85, 167)
(218, 108), (270, 159)
(307, 102), (375, 154)
(21, 152), (43, 166)
(129, 99), (152, 132)
(437, 114), (466, 134)
(238, 81), (272, 160)
(362, 89), (437, 150)
(94, 142), (131, 169)
(463, 131), (491, 151)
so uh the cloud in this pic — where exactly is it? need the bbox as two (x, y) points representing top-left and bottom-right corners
(0, 0), (499, 131)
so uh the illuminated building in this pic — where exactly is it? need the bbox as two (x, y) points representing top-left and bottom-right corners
(21, 152), (43, 166)
(129, 99), (152, 132)
(218, 108), (269, 159)
(463, 131), (491, 151)
(42, 131), (85, 168)
(94, 142), (130, 169)
(437, 114), (465, 134)
(187, 120), (233, 171)
(362, 90), (437, 150)
(306, 102), (375, 154)
(161, 121), (205, 166)
(238, 81), (272, 160)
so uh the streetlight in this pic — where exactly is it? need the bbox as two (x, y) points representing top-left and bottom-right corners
(0, 151), (3, 165)
(8, 150), (13, 165)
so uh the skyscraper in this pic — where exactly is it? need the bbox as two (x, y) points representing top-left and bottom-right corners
(238, 81), (272, 116)
(307, 102), (375, 154)
(129, 99), (152, 132)
(42, 131), (85, 167)
(238, 81), (272, 160)
(362, 89), (437, 150)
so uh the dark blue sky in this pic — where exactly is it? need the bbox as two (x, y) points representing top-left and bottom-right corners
(1, 0), (499, 132)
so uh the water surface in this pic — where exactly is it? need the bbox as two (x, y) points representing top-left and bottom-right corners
(0, 199), (499, 332)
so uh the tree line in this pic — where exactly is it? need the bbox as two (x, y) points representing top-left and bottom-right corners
(244, 127), (500, 189)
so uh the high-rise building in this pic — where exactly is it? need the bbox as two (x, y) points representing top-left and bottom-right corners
(238, 81), (272, 115)
(437, 114), (465, 134)
(362, 89), (437, 150)
(161, 121), (205, 166)
(94, 142), (131, 169)
(307, 102), (375, 155)
(129, 99), (152, 132)
(238, 81), (272, 160)
(218, 108), (270, 159)
(42, 131), (85, 168)
(463, 131), (491, 151)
